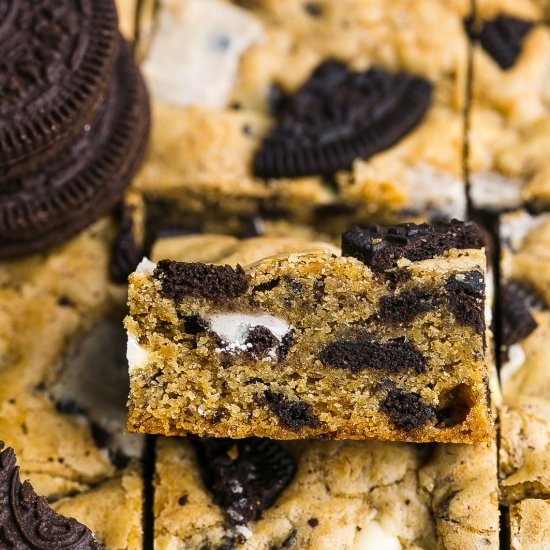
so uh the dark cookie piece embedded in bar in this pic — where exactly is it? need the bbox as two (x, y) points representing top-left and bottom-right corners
(193, 437), (296, 525)
(478, 16), (534, 70)
(0, 0), (119, 181)
(445, 271), (485, 333)
(500, 283), (538, 357)
(378, 287), (439, 324)
(109, 204), (144, 284)
(262, 390), (321, 431)
(254, 60), (432, 178)
(342, 220), (484, 272)
(319, 336), (426, 374)
(0, 441), (103, 549)
(0, 39), (150, 258)
(379, 386), (436, 431)
(244, 325), (280, 359)
(154, 260), (249, 301)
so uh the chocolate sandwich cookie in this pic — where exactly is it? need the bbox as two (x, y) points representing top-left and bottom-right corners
(0, 39), (150, 258)
(254, 60), (433, 179)
(0, 0), (119, 181)
(0, 441), (102, 549)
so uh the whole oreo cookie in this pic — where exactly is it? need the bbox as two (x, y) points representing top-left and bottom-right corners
(0, 0), (119, 181)
(0, 39), (150, 258)
(254, 60), (432, 178)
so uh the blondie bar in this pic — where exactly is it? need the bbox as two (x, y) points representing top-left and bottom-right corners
(133, 0), (469, 233)
(508, 499), (550, 549)
(153, 436), (499, 549)
(126, 220), (492, 443)
(467, 0), (550, 211)
(499, 210), (550, 504)
(0, 219), (144, 548)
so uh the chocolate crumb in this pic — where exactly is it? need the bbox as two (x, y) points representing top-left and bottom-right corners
(379, 385), (435, 431)
(500, 283), (538, 358)
(319, 336), (427, 374)
(245, 325), (279, 359)
(378, 287), (438, 324)
(282, 529), (298, 547)
(154, 260), (249, 301)
(342, 220), (484, 272)
(304, 2), (322, 16)
(262, 390), (320, 432)
(445, 271), (485, 334)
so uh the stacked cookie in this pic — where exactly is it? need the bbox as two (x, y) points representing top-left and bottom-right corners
(0, 0), (150, 258)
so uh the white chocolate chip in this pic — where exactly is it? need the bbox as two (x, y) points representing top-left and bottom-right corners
(143, 0), (264, 108)
(135, 257), (157, 275)
(354, 521), (402, 550)
(500, 344), (526, 387)
(127, 335), (150, 373)
(208, 313), (290, 355)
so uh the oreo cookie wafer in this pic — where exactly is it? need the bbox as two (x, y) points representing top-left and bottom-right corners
(0, 39), (150, 258)
(0, 0), (119, 181)
(254, 60), (433, 179)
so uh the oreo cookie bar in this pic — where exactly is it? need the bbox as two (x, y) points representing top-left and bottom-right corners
(0, 219), (144, 548)
(133, 0), (469, 232)
(126, 220), (493, 443)
(153, 436), (499, 548)
(467, 0), (550, 211)
(508, 499), (550, 549)
(498, 210), (550, 504)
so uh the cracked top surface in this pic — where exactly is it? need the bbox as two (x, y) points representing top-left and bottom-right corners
(153, 436), (498, 549)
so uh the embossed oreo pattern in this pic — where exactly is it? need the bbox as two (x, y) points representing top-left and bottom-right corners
(254, 60), (432, 178)
(0, 442), (102, 549)
(0, 0), (119, 180)
(0, 39), (150, 258)
(194, 438), (296, 525)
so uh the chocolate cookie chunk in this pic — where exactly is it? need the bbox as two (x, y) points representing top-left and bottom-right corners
(0, 39), (150, 258)
(153, 260), (249, 301)
(254, 60), (432, 178)
(478, 16), (534, 70)
(0, 442), (102, 549)
(262, 390), (321, 432)
(194, 437), (296, 525)
(319, 335), (427, 374)
(342, 220), (484, 272)
(500, 283), (538, 356)
(379, 385), (436, 432)
(0, 0), (119, 181)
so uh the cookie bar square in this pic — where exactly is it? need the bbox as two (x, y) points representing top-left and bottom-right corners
(133, 0), (469, 232)
(467, 1), (550, 211)
(126, 220), (493, 443)
(0, 218), (145, 546)
(508, 499), (550, 549)
(52, 466), (144, 550)
(153, 436), (499, 549)
(499, 210), (550, 503)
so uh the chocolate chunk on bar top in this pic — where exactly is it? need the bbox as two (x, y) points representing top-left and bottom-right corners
(254, 60), (433, 178)
(341, 219), (485, 273)
(0, 442), (102, 549)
